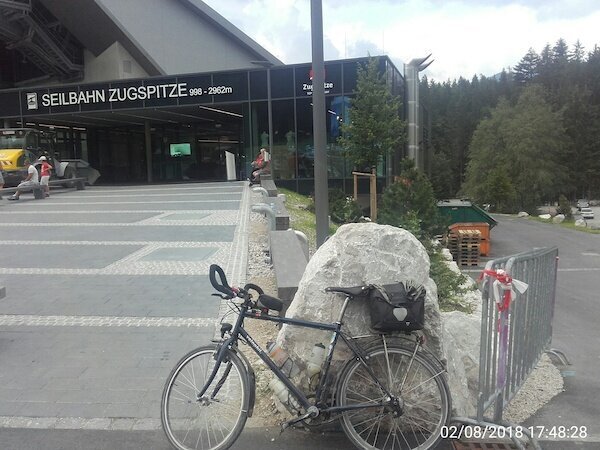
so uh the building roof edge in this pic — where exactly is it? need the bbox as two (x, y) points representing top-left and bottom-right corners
(176, 0), (283, 66)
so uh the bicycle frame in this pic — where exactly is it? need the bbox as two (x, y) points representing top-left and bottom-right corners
(197, 294), (400, 416)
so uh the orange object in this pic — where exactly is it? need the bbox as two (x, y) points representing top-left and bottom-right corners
(449, 222), (491, 256)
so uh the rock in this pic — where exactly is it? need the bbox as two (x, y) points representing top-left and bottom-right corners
(517, 211), (529, 218)
(277, 222), (443, 374)
(440, 247), (453, 261)
(442, 308), (481, 417)
(276, 222), (484, 418)
(575, 219), (587, 227)
(552, 214), (565, 223)
(538, 214), (551, 220)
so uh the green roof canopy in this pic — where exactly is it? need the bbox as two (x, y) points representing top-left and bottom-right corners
(437, 199), (498, 229)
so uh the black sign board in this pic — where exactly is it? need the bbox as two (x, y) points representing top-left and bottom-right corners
(10, 71), (249, 117)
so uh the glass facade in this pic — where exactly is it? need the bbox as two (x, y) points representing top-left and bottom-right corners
(1, 56), (405, 191)
(242, 57), (404, 194)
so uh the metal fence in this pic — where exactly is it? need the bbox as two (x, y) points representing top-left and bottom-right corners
(476, 246), (559, 422)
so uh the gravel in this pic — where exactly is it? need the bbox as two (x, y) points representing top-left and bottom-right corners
(503, 353), (564, 424)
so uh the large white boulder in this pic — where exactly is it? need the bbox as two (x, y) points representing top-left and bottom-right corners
(442, 308), (481, 416)
(275, 222), (482, 416)
(552, 214), (565, 223)
(277, 222), (443, 369)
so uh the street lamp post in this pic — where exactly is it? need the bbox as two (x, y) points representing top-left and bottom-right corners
(311, 0), (329, 247)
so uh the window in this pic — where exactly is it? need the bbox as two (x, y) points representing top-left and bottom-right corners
(295, 98), (313, 178)
(270, 68), (294, 99)
(270, 99), (295, 180)
(249, 70), (267, 100)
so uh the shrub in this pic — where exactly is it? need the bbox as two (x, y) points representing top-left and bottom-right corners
(378, 159), (447, 239)
(557, 194), (573, 219)
(429, 249), (475, 313)
(307, 188), (363, 225)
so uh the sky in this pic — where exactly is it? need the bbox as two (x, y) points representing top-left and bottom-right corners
(202, 0), (600, 82)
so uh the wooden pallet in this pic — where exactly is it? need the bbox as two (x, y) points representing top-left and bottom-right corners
(447, 229), (481, 265)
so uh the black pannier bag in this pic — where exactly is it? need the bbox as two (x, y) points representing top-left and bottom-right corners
(367, 282), (426, 332)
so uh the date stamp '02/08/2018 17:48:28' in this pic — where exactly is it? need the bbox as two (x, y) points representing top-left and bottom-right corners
(440, 425), (589, 441)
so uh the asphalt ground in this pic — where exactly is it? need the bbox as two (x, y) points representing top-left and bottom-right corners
(466, 214), (600, 449)
(0, 183), (250, 434)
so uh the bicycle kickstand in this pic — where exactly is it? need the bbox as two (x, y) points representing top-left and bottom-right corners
(280, 406), (319, 434)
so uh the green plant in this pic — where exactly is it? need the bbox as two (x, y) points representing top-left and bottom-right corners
(328, 189), (363, 224)
(429, 249), (475, 313)
(378, 159), (447, 239)
(307, 188), (363, 225)
(338, 56), (405, 170)
(557, 194), (573, 219)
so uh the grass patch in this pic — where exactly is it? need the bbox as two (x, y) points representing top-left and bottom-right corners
(528, 216), (600, 233)
(278, 188), (339, 251)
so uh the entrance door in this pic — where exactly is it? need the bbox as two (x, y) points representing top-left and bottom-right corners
(196, 140), (226, 180)
(150, 124), (241, 183)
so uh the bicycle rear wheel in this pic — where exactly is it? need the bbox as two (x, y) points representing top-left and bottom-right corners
(336, 343), (451, 450)
(161, 345), (250, 450)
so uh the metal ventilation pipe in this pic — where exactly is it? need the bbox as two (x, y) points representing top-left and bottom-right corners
(292, 229), (310, 261)
(252, 203), (276, 230)
(252, 186), (269, 198)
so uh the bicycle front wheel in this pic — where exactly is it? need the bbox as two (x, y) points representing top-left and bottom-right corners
(161, 345), (250, 450)
(337, 343), (451, 450)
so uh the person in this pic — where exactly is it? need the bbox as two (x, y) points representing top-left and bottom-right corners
(249, 149), (264, 184)
(38, 155), (53, 197)
(0, 168), (4, 190)
(8, 158), (39, 200)
(250, 148), (270, 184)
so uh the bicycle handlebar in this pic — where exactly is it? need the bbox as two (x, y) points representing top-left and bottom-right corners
(209, 264), (236, 298)
(242, 283), (264, 296)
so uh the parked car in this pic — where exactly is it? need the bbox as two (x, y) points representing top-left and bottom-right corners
(577, 199), (590, 210)
(580, 207), (594, 220)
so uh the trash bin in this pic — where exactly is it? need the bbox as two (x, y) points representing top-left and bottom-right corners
(437, 199), (498, 228)
(438, 200), (497, 257)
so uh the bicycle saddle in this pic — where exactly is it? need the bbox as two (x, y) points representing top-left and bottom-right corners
(258, 294), (284, 312)
(325, 285), (370, 297)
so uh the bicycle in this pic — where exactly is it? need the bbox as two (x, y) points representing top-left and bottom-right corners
(161, 264), (451, 450)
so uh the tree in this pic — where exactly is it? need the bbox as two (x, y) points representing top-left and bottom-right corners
(570, 40), (586, 63)
(424, 39), (600, 201)
(462, 85), (567, 212)
(480, 168), (517, 213)
(378, 159), (445, 239)
(552, 38), (570, 63)
(430, 151), (455, 199)
(338, 57), (404, 170)
(557, 194), (572, 219)
(513, 48), (541, 84)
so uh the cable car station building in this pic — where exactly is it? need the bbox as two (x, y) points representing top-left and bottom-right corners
(0, 0), (417, 193)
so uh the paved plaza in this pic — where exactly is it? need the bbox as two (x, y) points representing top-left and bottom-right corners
(0, 182), (250, 431)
